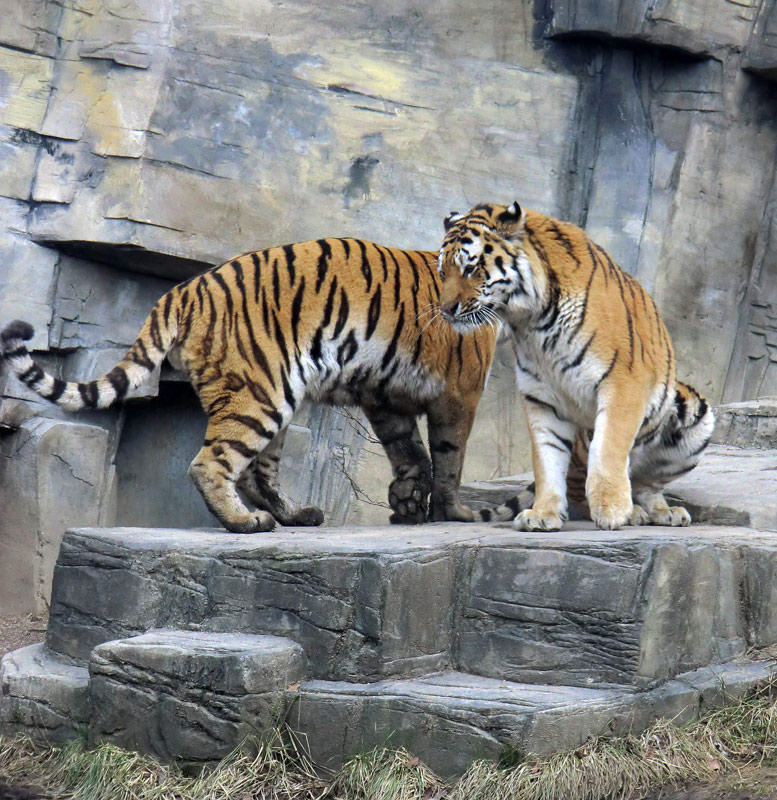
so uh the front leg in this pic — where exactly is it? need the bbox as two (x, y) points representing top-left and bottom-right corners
(426, 393), (479, 522)
(363, 406), (432, 524)
(587, 387), (649, 530)
(515, 396), (577, 531)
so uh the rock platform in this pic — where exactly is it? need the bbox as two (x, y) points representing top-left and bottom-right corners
(3, 512), (777, 776)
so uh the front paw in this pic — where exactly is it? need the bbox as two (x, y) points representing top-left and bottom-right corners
(513, 508), (564, 532)
(590, 496), (632, 530)
(388, 465), (431, 524)
(649, 505), (692, 527)
(628, 504), (650, 527)
(430, 499), (475, 523)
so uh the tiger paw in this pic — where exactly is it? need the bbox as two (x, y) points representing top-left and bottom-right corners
(388, 465), (431, 524)
(224, 510), (276, 533)
(649, 505), (691, 527)
(430, 499), (475, 523)
(628, 504), (650, 527)
(513, 508), (564, 532)
(287, 506), (325, 526)
(590, 499), (632, 531)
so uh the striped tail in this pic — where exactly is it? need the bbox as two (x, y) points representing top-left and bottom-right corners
(478, 483), (535, 521)
(0, 292), (179, 412)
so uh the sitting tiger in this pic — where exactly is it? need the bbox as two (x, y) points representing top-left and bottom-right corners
(436, 202), (714, 531)
(1, 238), (495, 533)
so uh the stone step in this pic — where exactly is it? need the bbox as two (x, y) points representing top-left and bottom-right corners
(712, 399), (777, 449)
(0, 643), (89, 743)
(461, 443), (777, 530)
(89, 630), (306, 765)
(290, 660), (776, 778)
(45, 524), (777, 689)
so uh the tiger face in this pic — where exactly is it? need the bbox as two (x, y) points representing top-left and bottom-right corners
(438, 201), (535, 331)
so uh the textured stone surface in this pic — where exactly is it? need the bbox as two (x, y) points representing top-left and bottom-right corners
(0, 418), (114, 615)
(712, 400), (777, 449)
(43, 523), (777, 689)
(548, 0), (759, 56)
(290, 660), (776, 778)
(88, 631), (306, 763)
(3, 0), (777, 609)
(0, 644), (89, 743)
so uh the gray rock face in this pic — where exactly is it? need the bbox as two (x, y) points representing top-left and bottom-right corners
(291, 660), (775, 777)
(42, 521), (777, 689)
(4, 1), (777, 612)
(88, 631), (306, 763)
(0, 644), (89, 744)
(4, 518), (777, 775)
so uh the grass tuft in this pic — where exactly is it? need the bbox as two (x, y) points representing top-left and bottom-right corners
(1, 677), (777, 800)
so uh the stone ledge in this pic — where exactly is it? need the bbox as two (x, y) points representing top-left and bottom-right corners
(88, 630), (306, 764)
(43, 522), (777, 690)
(0, 644), (89, 744)
(290, 659), (776, 778)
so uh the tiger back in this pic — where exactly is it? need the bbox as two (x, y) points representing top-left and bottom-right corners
(1, 238), (495, 532)
(436, 202), (714, 531)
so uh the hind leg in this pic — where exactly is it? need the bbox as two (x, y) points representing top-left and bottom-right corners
(237, 429), (324, 526)
(188, 404), (290, 533)
(363, 405), (432, 524)
(426, 391), (480, 523)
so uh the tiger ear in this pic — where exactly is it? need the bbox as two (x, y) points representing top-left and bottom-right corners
(496, 201), (525, 240)
(443, 211), (462, 231)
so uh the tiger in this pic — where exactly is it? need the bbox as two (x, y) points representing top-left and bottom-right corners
(0, 238), (495, 533)
(435, 202), (715, 531)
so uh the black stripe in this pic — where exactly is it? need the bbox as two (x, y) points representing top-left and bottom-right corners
(310, 325), (324, 366)
(332, 288), (349, 339)
(366, 285), (382, 339)
(336, 330), (359, 366)
(130, 339), (155, 370)
(688, 437), (711, 457)
(272, 259), (281, 308)
(211, 269), (234, 319)
(46, 377), (67, 403)
(78, 381), (99, 408)
(505, 495), (523, 515)
(222, 438), (260, 458)
(386, 249), (401, 309)
(225, 413), (273, 439)
(251, 252), (263, 303)
(340, 238), (351, 260)
(273, 312), (291, 372)
(316, 239), (332, 293)
(5, 346), (27, 359)
(234, 257), (275, 387)
(263, 407), (283, 428)
(107, 367), (129, 399)
(322, 275), (338, 328)
(376, 243), (388, 281)
(280, 368), (296, 411)
(381, 304), (405, 370)
(163, 291), (174, 323)
(149, 309), (163, 352)
(19, 363), (43, 386)
(282, 244), (296, 286)
(561, 332), (595, 372)
(595, 349), (618, 388)
(260, 286), (270, 334)
(523, 393), (566, 421)
(549, 430), (573, 450)
(356, 239), (372, 290)
(291, 276), (306, 350)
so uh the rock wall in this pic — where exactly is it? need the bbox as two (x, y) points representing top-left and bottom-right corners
(1, 0), (776, 611)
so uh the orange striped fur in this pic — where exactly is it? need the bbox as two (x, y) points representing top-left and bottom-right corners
(1, 238), (495, 532)
(437, 203), (714, 531)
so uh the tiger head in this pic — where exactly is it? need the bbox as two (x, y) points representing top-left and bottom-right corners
(437, 202), (536, 331)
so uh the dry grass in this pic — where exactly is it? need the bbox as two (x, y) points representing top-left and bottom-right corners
(2, 679), (777, 800)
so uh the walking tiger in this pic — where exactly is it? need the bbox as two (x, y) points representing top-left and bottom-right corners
(436, 202), (714, 531)
(1, 238), (495, 532)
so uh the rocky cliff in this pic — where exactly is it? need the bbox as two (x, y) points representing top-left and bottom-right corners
(1, 0), (776, 612)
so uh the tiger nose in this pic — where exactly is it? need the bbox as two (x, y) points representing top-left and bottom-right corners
(440, 300), (460, 318)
